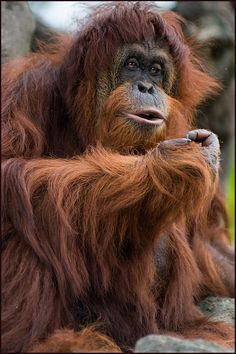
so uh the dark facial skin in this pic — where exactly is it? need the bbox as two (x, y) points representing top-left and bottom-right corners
(118, 42), (175, 92)
(115, 42), (176, 127)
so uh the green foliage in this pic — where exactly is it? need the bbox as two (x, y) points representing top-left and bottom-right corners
(226, 155), (235, 241)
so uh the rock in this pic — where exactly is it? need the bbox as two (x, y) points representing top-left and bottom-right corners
(135, 297), (235, 352)
(135, 335), (233, 353)
(1, 1), (35, 63)
(199, 297), (235, 327)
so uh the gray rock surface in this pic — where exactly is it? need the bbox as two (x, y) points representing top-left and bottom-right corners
(135, 297), (235, 352)
(2, 1), (35, 63)
(199, 297), (235, 327)
(135, 335), (233, 353)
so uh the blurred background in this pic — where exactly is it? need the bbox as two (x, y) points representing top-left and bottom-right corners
(28, 1), (177, 32)
(2, 1), (235, 238)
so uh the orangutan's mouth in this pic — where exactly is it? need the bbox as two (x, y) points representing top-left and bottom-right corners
(125, 109), (166, 125)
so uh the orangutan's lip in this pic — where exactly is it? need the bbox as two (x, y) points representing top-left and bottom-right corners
(125, 109), (166, 125)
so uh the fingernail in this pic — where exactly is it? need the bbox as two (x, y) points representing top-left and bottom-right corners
(176, 138), (192, 144)
(163, 138), (192, 145)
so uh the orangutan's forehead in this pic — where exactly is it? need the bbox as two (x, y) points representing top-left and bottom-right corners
(138, 39), (170, 51)
(121, 41), (170, 56)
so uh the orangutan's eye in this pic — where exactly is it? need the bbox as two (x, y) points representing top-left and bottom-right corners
(149, 63), (162, 76)
(126, 58), (139, 70)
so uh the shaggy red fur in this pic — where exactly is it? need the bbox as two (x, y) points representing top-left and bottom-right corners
(2, 2), (234, 352)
